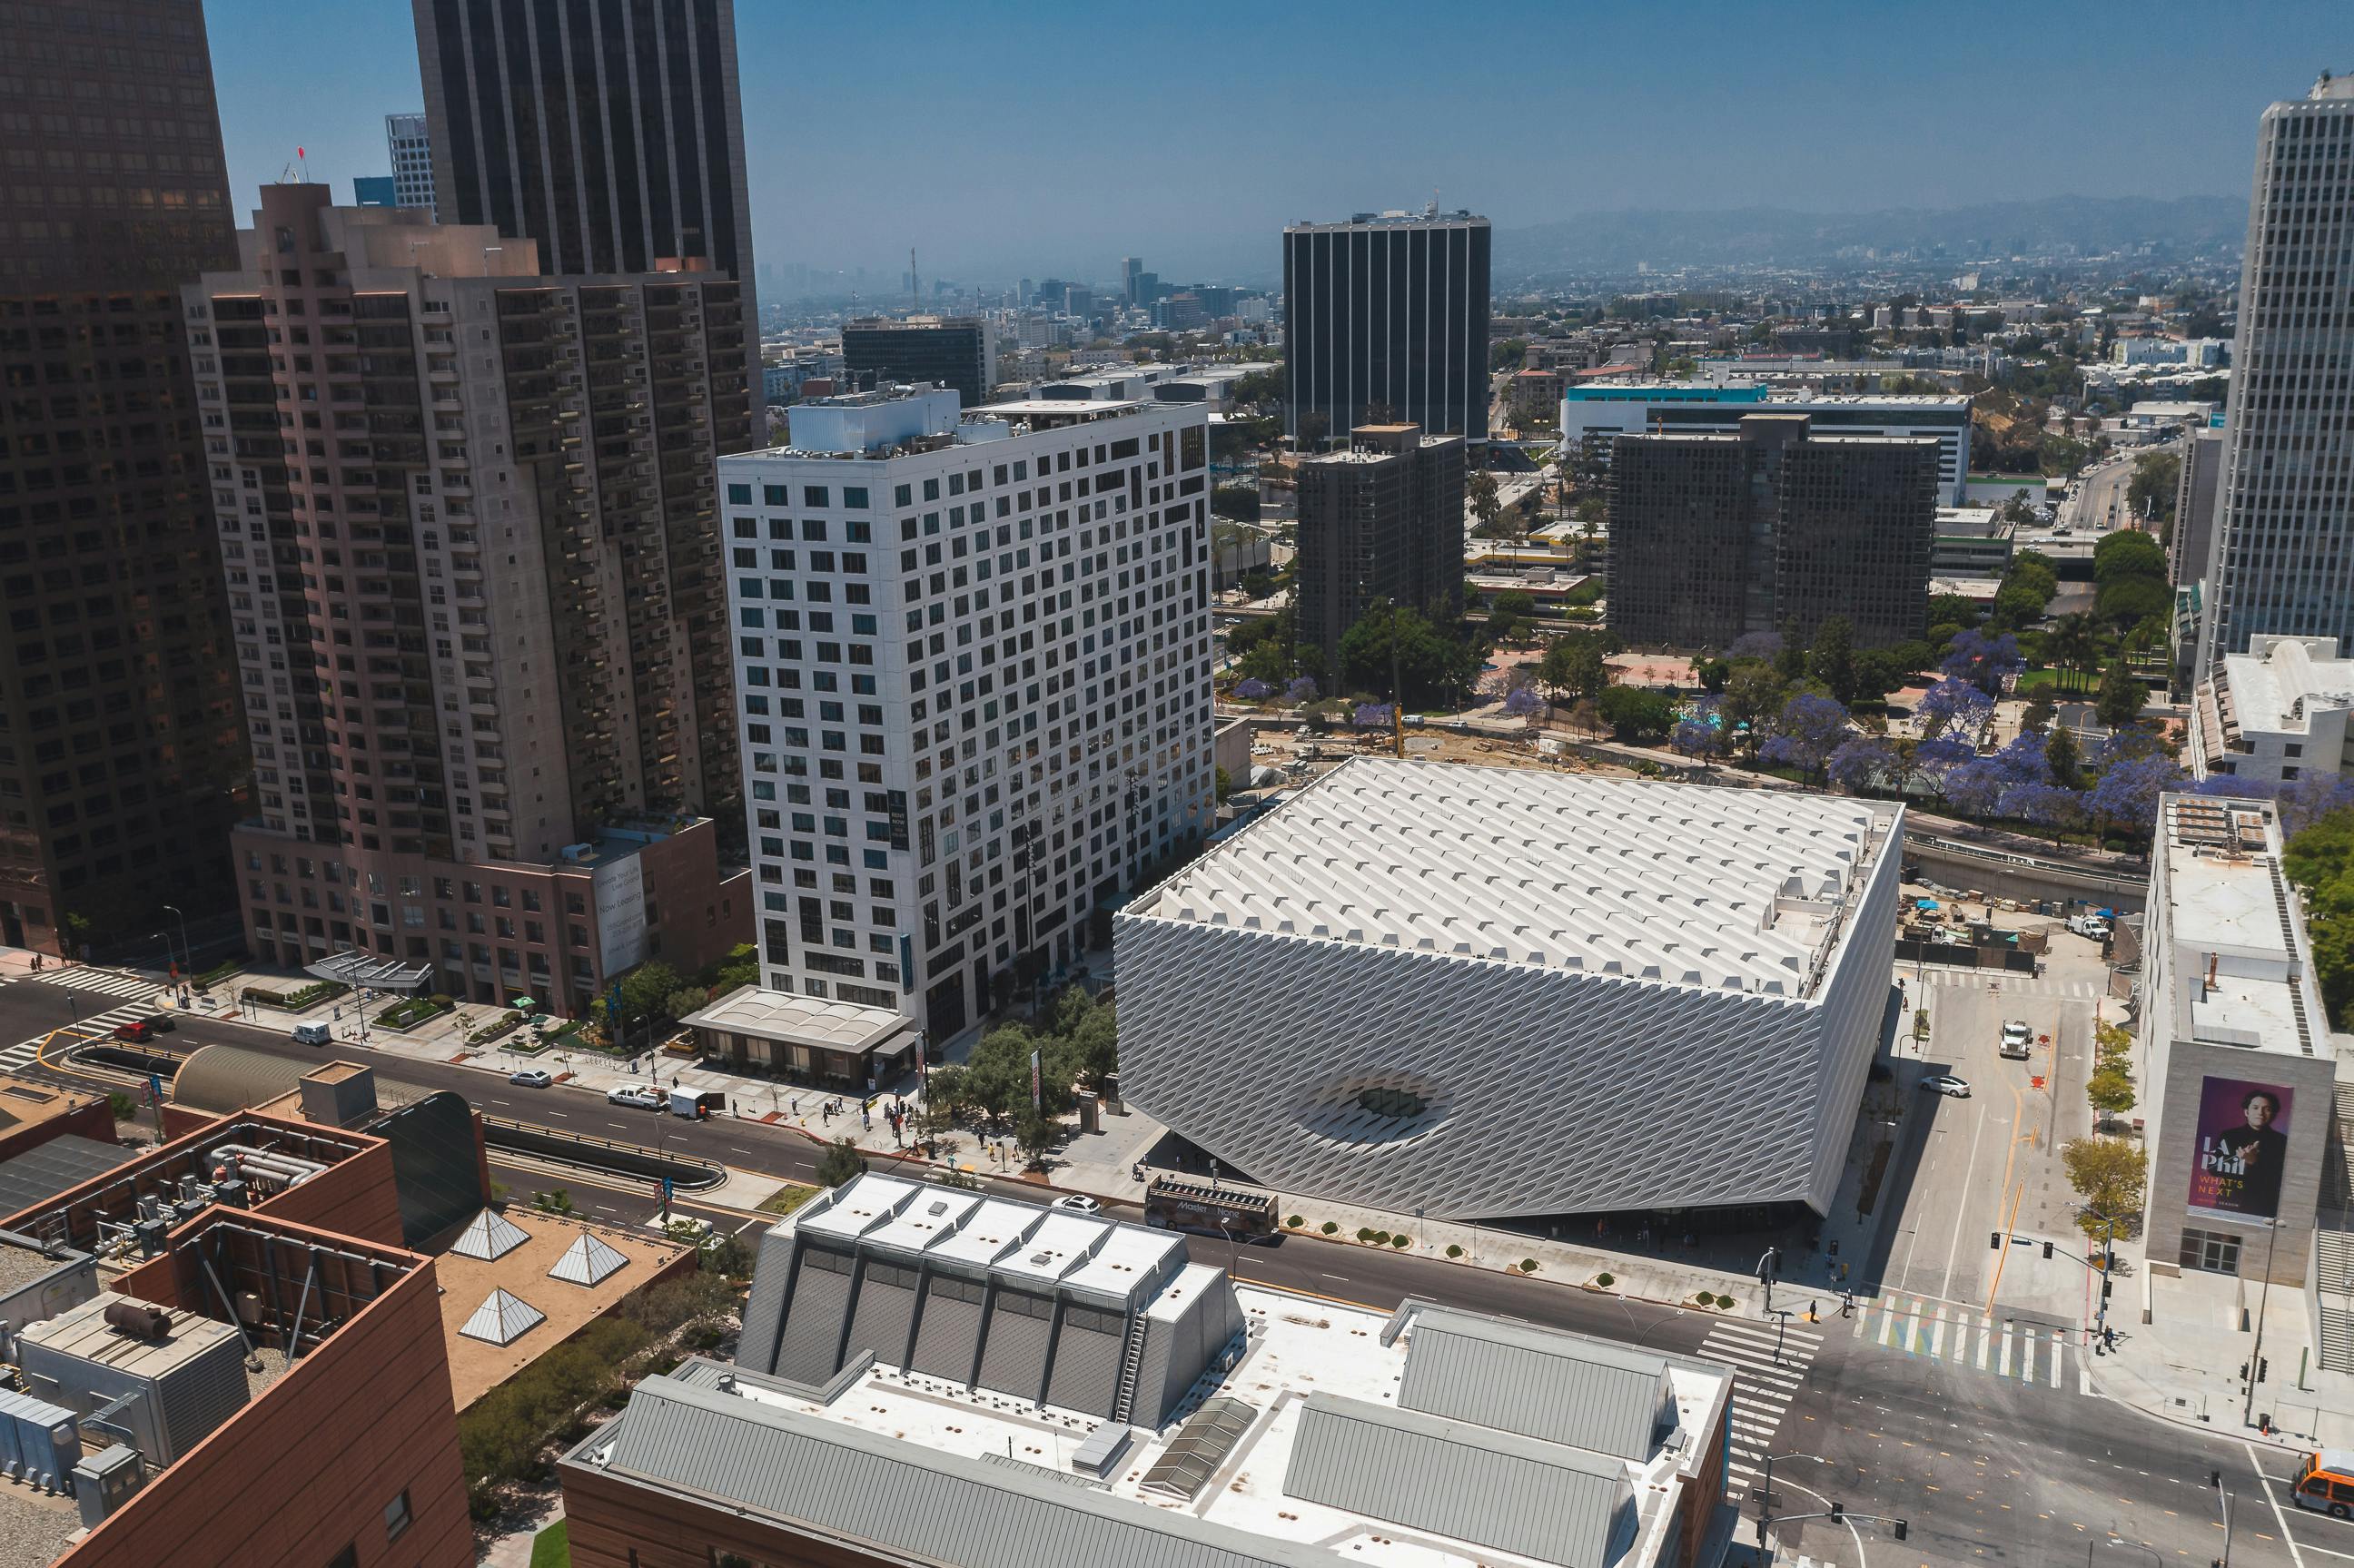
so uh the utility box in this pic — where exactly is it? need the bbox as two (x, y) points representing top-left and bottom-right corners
(0, 1390), (80, 1490)
(297, 1061), (379, 1128)
(1075, 1090), (1101, 1135)
(16, 1293), (250, 1467)
(72, 1444), (144, 1527)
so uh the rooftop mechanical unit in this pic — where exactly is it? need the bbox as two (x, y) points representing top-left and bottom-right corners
(15, 1292), (252, 1468)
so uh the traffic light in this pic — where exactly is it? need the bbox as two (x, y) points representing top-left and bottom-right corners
(2240, 1362), (2250, 1382)
(1894, 1521), (1909, 1542)
(2102, 1279), (2113, 1300)
(2259, 1358), (2270, 1384)
(1990, 1231), (2002, 1249)
(1830, 1502), (1845, 1523)
(2042, 1240), (2054, 1259)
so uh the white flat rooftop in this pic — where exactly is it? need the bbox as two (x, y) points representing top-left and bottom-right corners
(682, 986), (914, 1055)
(1129, 757), (1898, 998)
(2160, 795), (2323, 1057)
(696, 1283), (1726, 1568)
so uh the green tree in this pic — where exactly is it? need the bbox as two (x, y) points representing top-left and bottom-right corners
(1597, 685), (1678, 741)
(2285, 808), (2354, 1028)
(1808, 616), (1858, 705)
(1014, 1111), (1060, 1169)
(1214, 765), (1235, 804)
(2094, 658), (2146, 730)
(1720, 663), (1785, 756)
(1538, 633), (1612, 704)
(2125, 449), (2181, 528)
(2045, 722), (2083, 789)
(1337, 603), (1478, 709)
(1210, 484), (1259, 521)
(615, 960), (684, 1028)
(2086, 1068), (2136, 1120)
(2062, 1135), (2149, 1241)
(2046, 611), (2101, 693)
(1486, 589), (1538, 644)
(815, 1137), (865, 1188)
(1468, 470), (1502, 537)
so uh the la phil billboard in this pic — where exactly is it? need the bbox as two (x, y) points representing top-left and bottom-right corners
(2188, 1076), (2294, 1223)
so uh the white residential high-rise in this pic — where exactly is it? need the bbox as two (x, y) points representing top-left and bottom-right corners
(386, 112), (435, 211)
(719, 386), (1217, 1043)
(2195, 74), (2354, 684)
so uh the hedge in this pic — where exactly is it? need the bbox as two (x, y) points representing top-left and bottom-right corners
(240, 980), (348, 1011)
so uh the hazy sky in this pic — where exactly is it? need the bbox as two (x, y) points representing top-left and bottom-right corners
(206, 0), (2339, 286)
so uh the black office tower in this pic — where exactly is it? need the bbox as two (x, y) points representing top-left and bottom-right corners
(1294, 425), (1468, 666)
(1608, 414), (1934, 651)
(1284, 209), (1489, 449)
(413, 0), (759, 417)
(841, 317), (995, 410)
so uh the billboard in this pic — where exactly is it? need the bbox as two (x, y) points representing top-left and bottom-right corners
(2187, 1076), (2294, 1222)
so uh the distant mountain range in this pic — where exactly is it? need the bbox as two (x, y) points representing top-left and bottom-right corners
(1491, 196), (2250, 276)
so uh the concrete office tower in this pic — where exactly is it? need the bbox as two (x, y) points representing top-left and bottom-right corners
(1293, 425), (1468, 666)
(1284, 209), (1490, 447)
(0, 0), (247, 958)
(385, 113), (435, 212)
(719, 387), (1216, 1041)
(183, 185), (752, 1014)
(412, 0), (760, 417)
(1608, 414), (1935, 650)
(1123, 256), (1144, 305)
(2195, 75), (2354, 684)
(841, 317), (998, 412)
(2171, 427), (2225, 590)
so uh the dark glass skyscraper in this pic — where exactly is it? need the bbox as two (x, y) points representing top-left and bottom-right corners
(413, 0), (759, 414)
(1283, 210), (1489, 448)
(0, 0), (248, 956)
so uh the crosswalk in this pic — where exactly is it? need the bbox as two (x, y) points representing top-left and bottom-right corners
(31, 967), (166, 1001)
(1851, 1294), (2071, 1386)
(1699, 1317), (1825, 1499)
(1915, 969), (2107, 1001)
(0, 997), (164, 1074)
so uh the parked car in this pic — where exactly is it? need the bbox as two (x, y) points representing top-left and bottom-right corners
(1921, 1073), (1972, 1099)
(509, 1069), (554, 1089)
(292, 1022), (332, 1047)
(111, 1020), (156, 1043)
(607, 1085), (664, 1110)
(137, 1013), (176, 1034)
(1999, 1021), (2033, 1059)
(1053, 1194), (1102, 1214)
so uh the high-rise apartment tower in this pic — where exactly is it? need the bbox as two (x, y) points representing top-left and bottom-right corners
(2195, 75), (2354, 682)
(720, 386), (1217, 1042)
(1283, 209), (1489, 448)
(0, 0), (248, 957)
(1293, 425), (1467, 667)
(183, 185), (752, 1013)
(412, 0), (759, 415)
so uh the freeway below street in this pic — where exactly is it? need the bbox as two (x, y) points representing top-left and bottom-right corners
(2, 968), (2344, 1566)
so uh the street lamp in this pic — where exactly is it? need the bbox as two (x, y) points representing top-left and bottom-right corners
(2244, 1218), (2283, 1429)
(2208, 1468), (2236, 1568)
(161, 904), (190, 974)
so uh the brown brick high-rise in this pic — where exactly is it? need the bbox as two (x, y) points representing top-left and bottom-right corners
(0, 0), (248, 955)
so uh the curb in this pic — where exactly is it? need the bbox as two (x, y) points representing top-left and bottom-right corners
(2082, 1361), (2310, 1458)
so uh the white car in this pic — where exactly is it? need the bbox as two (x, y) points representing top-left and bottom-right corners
(509, 1069), (554, 1088)
(606, 1085), (664, 1109)
(1053, 1194), (1102, 1214)
(1920, 1074), (1972, 1099)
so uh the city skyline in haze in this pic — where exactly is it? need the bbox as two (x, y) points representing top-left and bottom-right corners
(203, 0), (2345, 287)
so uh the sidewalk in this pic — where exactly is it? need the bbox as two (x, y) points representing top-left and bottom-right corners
(2083, 1236), (2349, 1456)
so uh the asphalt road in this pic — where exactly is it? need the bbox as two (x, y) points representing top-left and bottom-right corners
(7, 969), (2346, 1566)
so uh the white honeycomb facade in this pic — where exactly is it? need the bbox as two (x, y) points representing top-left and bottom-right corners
(1114, 759), (1903, 1220)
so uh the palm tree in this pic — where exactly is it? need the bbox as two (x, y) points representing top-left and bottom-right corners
(2048, 612), (2101, 694)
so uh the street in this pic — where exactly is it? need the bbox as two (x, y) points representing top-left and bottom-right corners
(2, 963), (2346, 1566)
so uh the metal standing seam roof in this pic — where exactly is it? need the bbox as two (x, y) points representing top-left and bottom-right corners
(1283, 1393), (1638, 1568)
(1397, 1309), (1674, 1460)
(582, 1372), (1346, 1568)
(0, 1133), (135, 1216)
(170, 1042), (429, 1116)
(1131, 756), (1894, 996)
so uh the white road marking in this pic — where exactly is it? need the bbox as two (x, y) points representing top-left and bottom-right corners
(2246, 1438), (2311, 1568)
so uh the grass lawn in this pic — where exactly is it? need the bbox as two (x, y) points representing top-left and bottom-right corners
(529, 1520), (569, 1568)
(757, 1181), (821, 1216)
(2013, 668), (2061, 694)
